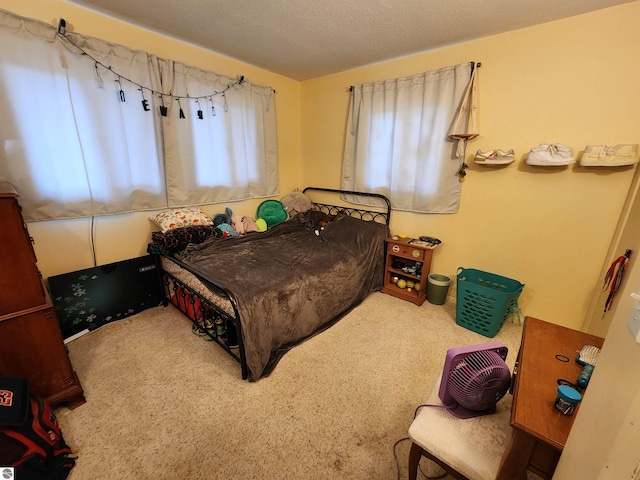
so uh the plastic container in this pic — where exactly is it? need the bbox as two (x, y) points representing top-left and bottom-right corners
(455, 267), (524, 337)
(427, 274), (451, 305)
(555, 385), (582, 415)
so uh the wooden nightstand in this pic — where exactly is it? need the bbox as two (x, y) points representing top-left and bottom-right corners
(380, 237), (433, 305)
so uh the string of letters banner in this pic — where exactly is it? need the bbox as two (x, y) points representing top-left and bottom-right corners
(56, 18), (244, 119)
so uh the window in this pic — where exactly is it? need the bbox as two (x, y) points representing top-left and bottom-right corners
(157, 59), (278, 207)
(342, 62), (476, 214)
(0, 11), (277, 222)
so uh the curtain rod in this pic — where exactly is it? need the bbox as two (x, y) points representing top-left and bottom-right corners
(349, 61), (481, 92)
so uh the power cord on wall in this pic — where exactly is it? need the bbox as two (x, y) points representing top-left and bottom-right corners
(90, 216), (97, 267)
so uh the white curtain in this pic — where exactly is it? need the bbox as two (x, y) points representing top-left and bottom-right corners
(0, 9), (278, 222)
(342, 62), (475, 214)
(0, 11), (165, 221)
(157, 59), (278, 206)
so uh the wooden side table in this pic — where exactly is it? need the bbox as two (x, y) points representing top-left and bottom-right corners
(380, 237), (433, 305)
(496, 317), (604, 479)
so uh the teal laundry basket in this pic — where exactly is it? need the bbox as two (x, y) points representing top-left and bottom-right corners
(456, 267), (524, 338)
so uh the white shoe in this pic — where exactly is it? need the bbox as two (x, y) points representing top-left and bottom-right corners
(526, 143), (575, 166)
(580, 144), (639, 167)
(474, 149), (515, 165)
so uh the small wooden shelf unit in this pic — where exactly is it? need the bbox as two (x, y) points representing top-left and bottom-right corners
(381, 237), (433, 306)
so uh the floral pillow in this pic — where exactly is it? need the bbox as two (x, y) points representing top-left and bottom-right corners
(149, 207), (213, 233)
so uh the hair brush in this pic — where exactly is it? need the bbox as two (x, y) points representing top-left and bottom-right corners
(576, 345), (600, 388)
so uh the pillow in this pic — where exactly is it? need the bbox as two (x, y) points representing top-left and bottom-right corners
(256, 199), (288, 227)
(149, 207), (213, 233)
(280, 191), (313, 217)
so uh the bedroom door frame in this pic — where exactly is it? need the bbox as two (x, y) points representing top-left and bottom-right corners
(583, 165), (640, 337)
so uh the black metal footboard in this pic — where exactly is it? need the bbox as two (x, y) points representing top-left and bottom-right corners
(156, 256), (248, 380)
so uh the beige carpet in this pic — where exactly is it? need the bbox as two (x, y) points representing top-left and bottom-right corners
(56, 292), (527, 480)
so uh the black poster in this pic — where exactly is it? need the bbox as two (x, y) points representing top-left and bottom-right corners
(48, 255), (163, 339)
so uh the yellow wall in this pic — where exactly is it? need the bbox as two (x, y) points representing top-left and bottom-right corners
(301, 2), (640, 330)
(0, 0), (301, 276)
(556, 157), (640, 479)
(2, 0), (639, 333)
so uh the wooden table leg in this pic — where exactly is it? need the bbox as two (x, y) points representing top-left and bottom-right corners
(496, 429), (536, 480)
(408, 442), (425, 480)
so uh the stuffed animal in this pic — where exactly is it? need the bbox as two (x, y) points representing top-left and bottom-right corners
(241, 216), (260, 233)
(255, 218), (268, 232)
(216, 223), (236, 236)
(226, 207), (245, 235)
(256, 199), (288, 227)
(231, 217), (245, 235)
(222, 206), (260, 235)
(213, 207), (238, 236)
(212, 208), (232, 227)
(280, 191), (313, 217)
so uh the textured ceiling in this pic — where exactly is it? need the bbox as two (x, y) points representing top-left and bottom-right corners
(67, 0), (633, 81)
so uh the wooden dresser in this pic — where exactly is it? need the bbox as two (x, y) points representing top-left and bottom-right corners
(0, 182), (85, 409)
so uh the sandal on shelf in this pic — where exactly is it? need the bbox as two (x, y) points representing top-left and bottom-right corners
(526, 143), (575, 166)
(474, 149), (515, 165)
(580, 144), (639, 167)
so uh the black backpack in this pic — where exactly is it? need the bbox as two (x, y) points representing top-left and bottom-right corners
(0, 376), (76, 480)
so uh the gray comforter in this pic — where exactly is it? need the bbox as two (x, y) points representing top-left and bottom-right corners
(178, 215), (389, 380)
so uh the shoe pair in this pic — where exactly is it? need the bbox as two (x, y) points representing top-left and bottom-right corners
(526, 143), (575, 166)
(474, 149), (515, 165)
(580, 144), (639, 167)
(192, 320), (216, 341)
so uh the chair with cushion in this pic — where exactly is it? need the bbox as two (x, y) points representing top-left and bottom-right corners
(408, 374), (515, 480)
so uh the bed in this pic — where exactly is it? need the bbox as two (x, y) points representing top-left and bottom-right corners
(148, 187), (391, 381)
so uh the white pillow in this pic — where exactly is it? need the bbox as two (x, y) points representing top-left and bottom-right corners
(148, 207), (213, 233)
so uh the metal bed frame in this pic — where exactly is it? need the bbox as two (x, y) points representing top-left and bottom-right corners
(153, 187), (391, 380)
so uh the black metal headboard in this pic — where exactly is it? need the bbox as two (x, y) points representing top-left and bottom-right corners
(302, 187), (391, 226)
